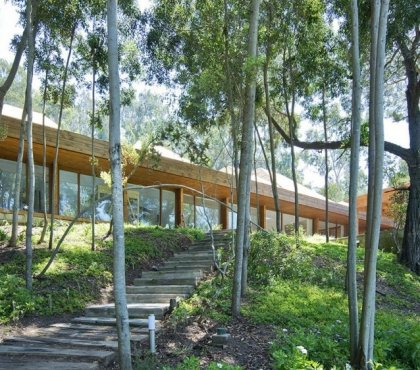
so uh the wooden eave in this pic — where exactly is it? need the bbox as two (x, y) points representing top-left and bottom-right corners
(0, 113), (392, 230)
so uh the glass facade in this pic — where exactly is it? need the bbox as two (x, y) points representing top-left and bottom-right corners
(0, 159), (25, 210)
(195, 197), (220, 230)
(59, 170), (78, 216)
(139, 188), (160, 226)
(34, 165), (49, 213)
(183, 194), (195, 227)
(161, 190), (175, 228)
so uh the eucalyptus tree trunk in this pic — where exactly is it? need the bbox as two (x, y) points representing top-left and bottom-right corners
(397, 37), (420, 274)
(347, 0), (362, 364)
(232, 0), (261, 317)
(263, 45), (281, 233)
(282, 49), (299, 239)
(91, 38), (97, 252)
(48, 25), (76, 250)
(38, 68), (49, 244)
(107, 0), (132, 367)
(358, 1), (390, 368)
(25, 0), (36, 290)
(223, 0), (239, 186)
(9, 102), (27, 248)
(322, 87), (329, 242)
(0, 27), (28, 123)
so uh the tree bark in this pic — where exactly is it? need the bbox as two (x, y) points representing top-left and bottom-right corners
(9, 101), (27, 248)
(348, 0), (362, 364)
(232, 0), (261, 317)
(38, 67), (49, 244)
(91, 30), (97, 252)
(107, 0), (132, 367)
(397, 33), (420, 273)
(322, 87), (329, 242)
(0, 27), (28, 124)
(48, 25), (76, 250)
(358, 1), (390, 368)
(25, 0), (36, 290)
(263, 40), (281, 233)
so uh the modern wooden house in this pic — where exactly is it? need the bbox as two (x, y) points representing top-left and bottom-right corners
(0, 105), (394, 236)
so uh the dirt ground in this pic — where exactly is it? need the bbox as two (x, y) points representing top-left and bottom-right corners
(138, 315), (276, 369)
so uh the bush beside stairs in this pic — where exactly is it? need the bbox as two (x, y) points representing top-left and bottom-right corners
(0, 231), (231, 370)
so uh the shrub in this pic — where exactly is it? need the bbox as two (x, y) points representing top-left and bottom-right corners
(0, 274), (37, 323)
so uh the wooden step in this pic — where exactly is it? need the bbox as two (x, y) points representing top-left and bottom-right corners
(3, 335), (119, 351)
(0, 357), (100, 370)
(133, 276), (200, 286)
(126, 285), (194, 294)
(85, 303), (169, 320)
(0, 344), (115, 366)
(71, 317), (153, 328)
(126, 293), (188, 303)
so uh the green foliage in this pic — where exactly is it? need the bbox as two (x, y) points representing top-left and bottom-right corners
(243, 234), (420, 369)
(0, 228), (7, 241)
(161, 356), (242, 370)
(0, 274), (38, 323)
(0, 224), (202, 323)
(169, 277), (232, 329)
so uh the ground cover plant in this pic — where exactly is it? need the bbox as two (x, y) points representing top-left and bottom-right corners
(157, 231), (419, 369)
(0, 222), (203, 324)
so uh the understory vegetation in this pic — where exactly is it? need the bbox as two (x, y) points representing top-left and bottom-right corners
(169, 232), (419, 370)
(1, 226), (418, 369)
(0, 223), (204, 324)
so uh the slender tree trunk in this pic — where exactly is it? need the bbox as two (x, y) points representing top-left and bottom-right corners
(9, 101), (27, 248)
(263, 46), (281, 232)
(282, 49), (299, 239)
(322, 87), (329, 242)
(48, 25), (76, 249)
(223, 0), (239, 187)
(25, 0), (35, 290)
(358, 1), (390, 368)
(232, 0), (261, 317)
(348, 0), (362, 364)
(107, 0), (132, 367)
(397, 37), (420, 274)
(0, 27), (28, 124)
(91, 36), (97, 252)
(39, 68), (49, 244)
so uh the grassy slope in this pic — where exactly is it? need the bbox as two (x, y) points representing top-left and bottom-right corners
(170, 232), (419, 370)
(0, 223), (204, 324)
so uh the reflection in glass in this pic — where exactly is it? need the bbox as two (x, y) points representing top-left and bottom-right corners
(139, 188), (160, 225)
(162, 190), (175, 228)
(59, 170), (78, 216)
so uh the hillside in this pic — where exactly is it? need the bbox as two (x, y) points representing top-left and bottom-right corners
(0, 226), (419, 369)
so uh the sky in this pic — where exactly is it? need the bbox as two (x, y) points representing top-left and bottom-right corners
(0, 0), (410, 153)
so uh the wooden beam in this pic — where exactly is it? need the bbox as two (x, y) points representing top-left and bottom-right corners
(175, 188), (184, 227)
(220, 197), (229, 230)
(259, 205), (266, 229)
(313, 217), (319, 235)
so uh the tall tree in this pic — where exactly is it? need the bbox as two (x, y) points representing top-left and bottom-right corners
(347, 0), (362, 364)
(232, 0), (261, 316)
(107, 0), (132, 367)
(24, 0), (36, 290)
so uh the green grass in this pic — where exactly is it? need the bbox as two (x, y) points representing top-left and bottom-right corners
(171, 231), (419, 370)
(0, 223), (204, 323)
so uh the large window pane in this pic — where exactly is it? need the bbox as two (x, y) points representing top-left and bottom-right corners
(227, 203), (237, 230)
(162, 190), (175, 228)
(59, 170), (78, 217)
(96, 182), (112, 221)
(127, 186), (141, 223)
(139, 188), (160, 226)
(0, 159), (25, 210)
(34, 165), (49, 213)
(265, 210), (277, 231)
(183, 194), (195, 227)
(196, 197), (220, 231)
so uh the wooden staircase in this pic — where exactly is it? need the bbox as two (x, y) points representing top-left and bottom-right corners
(0, 231), (232, 369)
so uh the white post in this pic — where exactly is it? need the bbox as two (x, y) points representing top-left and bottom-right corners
(148, 314), (156, 353)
